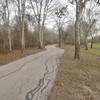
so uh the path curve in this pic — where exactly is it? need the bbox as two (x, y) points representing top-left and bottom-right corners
(0, 45), (64, 100)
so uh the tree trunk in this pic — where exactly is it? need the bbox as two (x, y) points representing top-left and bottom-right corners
(40, 13), (47, 49)
(84, 36), (88, 50)
(8, 28), (12, 51)
(90, 37), (94, 48)
(41, 29), (44, 48)
(74, 29), (80, 59)
(21, 23), (25, 49)
(38, 19), (44, 49)
(38, 24), (43, 49)
(21, 15), (25, 50)
(21, 0), (26, 50)
(74, 3), (80, 59)
(58, 28), (61, 48)
(5, 0), (12, 52)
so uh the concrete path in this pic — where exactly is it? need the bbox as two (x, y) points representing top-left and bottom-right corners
(0, 45), (64, 100)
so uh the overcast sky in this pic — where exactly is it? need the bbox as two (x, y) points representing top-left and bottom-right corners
(46, 0), (76, 30)
(1, 0), (100, 35)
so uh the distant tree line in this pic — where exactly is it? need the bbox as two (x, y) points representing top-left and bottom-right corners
(0, 0), (100, 60)
(0, 0), (59, 53)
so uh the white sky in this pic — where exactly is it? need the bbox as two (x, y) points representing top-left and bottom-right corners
(46, 0), (75, 30)
(1, 0), (100, 35)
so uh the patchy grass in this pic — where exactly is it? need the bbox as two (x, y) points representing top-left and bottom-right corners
(94, 43), (100, 49)
(49, 45), (100, 100)
(82, 43), (100, 56)
(0, 48), (43, 65)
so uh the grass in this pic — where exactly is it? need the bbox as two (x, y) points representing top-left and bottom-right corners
(0, 48), (43, 65)
(82, 43), (100, 56)
(94, 43), (100, 49)
(49, 44), (100, 100)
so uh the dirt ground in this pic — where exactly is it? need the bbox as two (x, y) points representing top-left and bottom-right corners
(49, 45), (100, 100)
(0, 48), (42, 65)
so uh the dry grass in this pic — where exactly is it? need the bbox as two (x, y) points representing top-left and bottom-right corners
(0, 48), (43, 65)
(49, 45), (100, 100)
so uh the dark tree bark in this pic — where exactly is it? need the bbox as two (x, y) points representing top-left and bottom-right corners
(58, 28), (62, 48)
(84, 36), (88, 50)
(74, 1), (81, 59)
(90, 37), (94, 48)
(74, 0), (90, 59)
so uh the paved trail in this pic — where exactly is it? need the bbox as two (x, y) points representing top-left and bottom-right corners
(0, 45), (64, 100)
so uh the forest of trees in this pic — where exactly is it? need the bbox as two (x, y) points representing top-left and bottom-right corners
(61, 0), (100, 59)
(0, 0), (100, 59)
(0, 0), (59, 53)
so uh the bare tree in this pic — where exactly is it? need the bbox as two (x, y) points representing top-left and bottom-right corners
(96, 0), (100, 4)
(89, 25), (97, 48)
(29, 0), (57, 48)
(85, 19), (96, 50)
(55, 6), (68, 47)
(69, 0), (89, 59)
(21, 0), (26, 50)
(0, 0), (12, 51)
(15, 0), (26, 50)
(83, 1), (98, 50)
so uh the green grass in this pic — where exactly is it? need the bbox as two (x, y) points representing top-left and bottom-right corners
(63, 43), (100, 56)
(94, 43), (100, 49)
(84, 48), (100, 56)
(82, 43), (100, 56)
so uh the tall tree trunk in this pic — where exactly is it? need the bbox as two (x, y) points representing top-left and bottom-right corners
(84, 36), (88, 50)
(6, 0), (12, 51)
(39, 29), (43, 49)
(21, 0), (26, 50)
(21, 22), (25, 49)
(40, 13), (46, 49)
(74, 3), (80, 59)
(41, 29), (44, 48)
(8, 28), (12, 51)
(90, 37), (94, 48)
(84, 20), (96, 50)
(59, 28), (61, 48)
(38, 18), (45, 49)
(38, 21), (43, 49)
